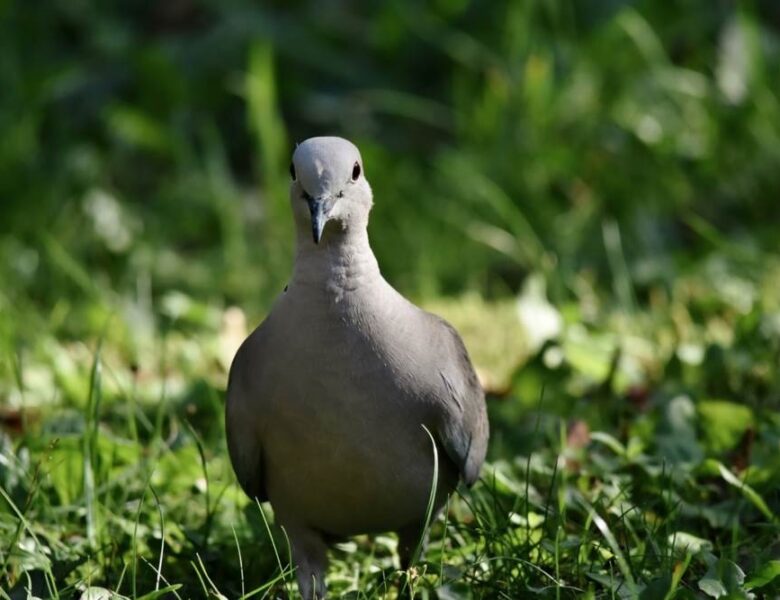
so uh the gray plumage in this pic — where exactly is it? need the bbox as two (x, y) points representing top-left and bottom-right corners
(226, 137), (488, 599)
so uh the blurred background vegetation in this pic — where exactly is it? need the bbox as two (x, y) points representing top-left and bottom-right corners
(2, 0), (780, 597)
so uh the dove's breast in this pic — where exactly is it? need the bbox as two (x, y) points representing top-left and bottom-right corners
(256, 280), (457, 535)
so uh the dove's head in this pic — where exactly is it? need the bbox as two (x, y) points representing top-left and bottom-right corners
(289, 137), (373, 245)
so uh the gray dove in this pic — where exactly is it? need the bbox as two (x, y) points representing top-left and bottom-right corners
(226, 136), (489, 599)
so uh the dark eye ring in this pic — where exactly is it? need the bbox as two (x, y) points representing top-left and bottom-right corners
(289, 162), (296, 181)
(351, 161), (361, 181)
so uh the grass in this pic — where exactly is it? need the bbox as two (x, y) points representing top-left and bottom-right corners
(2, 1), (780, 598)
(2, 251), (780, 597)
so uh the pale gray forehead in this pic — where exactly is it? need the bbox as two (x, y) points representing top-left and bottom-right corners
(292, 137), (362, 193)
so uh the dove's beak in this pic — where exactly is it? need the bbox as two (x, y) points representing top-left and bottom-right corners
(308, 195), (332, 244)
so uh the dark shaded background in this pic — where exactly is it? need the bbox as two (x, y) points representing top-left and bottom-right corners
(2, 0), (779, 323)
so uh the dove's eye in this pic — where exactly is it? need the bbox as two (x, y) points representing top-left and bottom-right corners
(351, 162), (361, 181)
(289, 162), (297, 181)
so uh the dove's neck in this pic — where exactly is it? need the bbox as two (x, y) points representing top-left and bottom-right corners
(291, 227), (382, 296)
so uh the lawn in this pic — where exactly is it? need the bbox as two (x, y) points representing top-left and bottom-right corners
(2, 1), (780, 598)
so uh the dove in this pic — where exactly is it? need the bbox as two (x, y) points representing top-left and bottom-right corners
(226, 136), (488, 599)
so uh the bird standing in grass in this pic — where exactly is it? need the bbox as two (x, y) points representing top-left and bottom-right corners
(226, 137), (489, 599)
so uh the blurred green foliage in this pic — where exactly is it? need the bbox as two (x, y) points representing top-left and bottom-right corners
(2, 0), (779, 318)
(2, 0), (780, 597)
